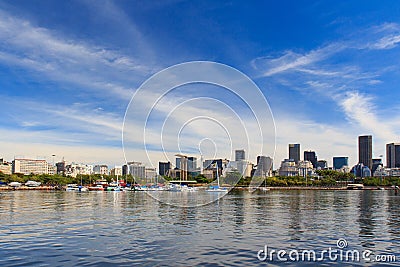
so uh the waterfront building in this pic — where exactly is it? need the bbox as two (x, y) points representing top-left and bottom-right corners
(56, 160), (66, 174)
(362, 166), (371, 177)
(333, 157), (348, 170)
(93, 165), (108, 175)
(145, 168), (157, 180)
(204, 159), (223, 170)
(374, 167), (400, 177)
(278, 159), (298, 176)
(187, 157), (197, 172)
(288, 144), (300, 164)
(351, 163), (371, 177)
(158, 161), (171, 176)
(176, 157), (181, 170)
(297, 160), (314, 177)
(175, 154), (188, 181)
(12, 158), (49, 175)
(337, 166), (350, 173)
(316, 160), (327, 170)
(371, 158), (383, 175)
(65, 163), (93, 177)
(225, 160), (253, 177)
(47, 163), (56, 175)
(304, 151), (317, 168)
(110, 166), (122, 176)
(253, 156), (273, 178)
(125, 162), (145, 179)
(203, 158), (228, 178)
(386, 143), (400, 168)
(238, 161), (253, 177)
(235, 149), (245, 161)
(202, 169), (215, 180)
(359, 135), (372, 171)
(168, 169), (181, 179)
(0, 159), (11, 175)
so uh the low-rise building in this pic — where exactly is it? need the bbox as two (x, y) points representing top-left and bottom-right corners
(297, 160), (314, 177)
(93, 165), (108, 175)
(0, 159), (11, 175)
(65, 163), (93, 177)
(145, 168), (157, 180)
(374, 167), (400, 177)
(279, 159), (298, 176)
(110, 166), (122, 176)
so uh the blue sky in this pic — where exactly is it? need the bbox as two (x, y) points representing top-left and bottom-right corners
(0, 0), (400, 168)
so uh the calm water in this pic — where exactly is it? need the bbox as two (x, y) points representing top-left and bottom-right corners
(0, 190), (399, 266)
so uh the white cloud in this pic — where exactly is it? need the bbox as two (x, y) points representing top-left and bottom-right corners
(372, 34), (400, 50)
(255, 43), (345, 77)
(0, 9), (156, 100)
(339, 91), (397, 142)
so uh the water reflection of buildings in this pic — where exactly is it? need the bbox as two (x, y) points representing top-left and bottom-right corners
(287, 191), (302, 242)
(357, 191), (376, 248)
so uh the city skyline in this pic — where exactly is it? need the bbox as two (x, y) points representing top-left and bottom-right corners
(1, 2), (400, 167)
(1, 133), (397, 171)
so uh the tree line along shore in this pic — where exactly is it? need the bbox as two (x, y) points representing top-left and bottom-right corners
(1, 170), (399, 188)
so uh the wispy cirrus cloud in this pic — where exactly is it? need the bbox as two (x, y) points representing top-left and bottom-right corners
(1, 96), (123, 143)
(0, 9), (157, 100)
(339, 91), (397, 141)
(252, 22), (400, 133)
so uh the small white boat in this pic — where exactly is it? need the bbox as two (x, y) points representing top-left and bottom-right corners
(66, 184), (89, 192)
(25, 181), (41, 187)
(167, 184), (183, 192)
(205, 185), (228, 192)
(347, 183), (364, 190)
(8, 182), (22, 187)
(181, 185), (197, 192)
(259, 187), (270, 192)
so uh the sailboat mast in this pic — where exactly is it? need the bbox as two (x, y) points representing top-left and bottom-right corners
(216, 162), (220, 187)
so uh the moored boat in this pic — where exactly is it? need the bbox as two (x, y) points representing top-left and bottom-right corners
(66, 184), (89, 192)
(205, 163), (228, 193)
(25, 181), (41, 187)
(8, 182), (22, 187)
(88, 184), (105, 191)
(346, 183), (364, 190)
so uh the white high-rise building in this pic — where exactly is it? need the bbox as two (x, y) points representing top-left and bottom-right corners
(127, 162), (145, 179)
(12, 158), (49, 175)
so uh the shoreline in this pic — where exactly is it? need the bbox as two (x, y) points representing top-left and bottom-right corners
(0, 185), (395, 191)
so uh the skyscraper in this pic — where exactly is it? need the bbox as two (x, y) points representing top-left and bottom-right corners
(187, 157), (197, 171)
(158, 161), (170, 176)
(254, 156), (273, 177)
(289, 144), (300, 163)
(386, 143), (400, 168)
(304, 151), (317, 168)
(358, 135), (372, 171)
(333, 157), (348, 170)
(235, 149), (245, 161)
